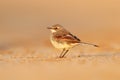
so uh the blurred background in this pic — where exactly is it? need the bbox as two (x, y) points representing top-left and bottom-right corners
(0, 0), (120, 80)
(0, 0), (120, 46)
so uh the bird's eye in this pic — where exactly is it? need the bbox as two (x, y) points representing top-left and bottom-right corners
(54, 27), (59, 29)
(55, 27), (57, 29)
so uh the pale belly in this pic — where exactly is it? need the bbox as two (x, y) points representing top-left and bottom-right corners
(50, 37), (79, 49)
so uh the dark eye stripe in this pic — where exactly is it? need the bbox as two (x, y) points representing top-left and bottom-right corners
(54, 27), (57, 29)
(54, 27), (58, 29)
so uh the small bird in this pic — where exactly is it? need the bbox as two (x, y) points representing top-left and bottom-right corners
(47, 24), (99, 58)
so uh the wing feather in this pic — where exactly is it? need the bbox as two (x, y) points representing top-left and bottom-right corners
(54, 33), (81, 43)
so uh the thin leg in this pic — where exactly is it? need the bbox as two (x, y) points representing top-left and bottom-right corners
(59, 48), (65, 58)
(61, 49), (69, 58)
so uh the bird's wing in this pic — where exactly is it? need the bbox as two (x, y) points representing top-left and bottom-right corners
(54, 33), (81, 43)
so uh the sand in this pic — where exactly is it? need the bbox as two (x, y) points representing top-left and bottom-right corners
(0, 40), (120, 80)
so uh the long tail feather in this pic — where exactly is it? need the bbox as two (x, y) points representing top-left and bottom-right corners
(80, 42), (99, 47)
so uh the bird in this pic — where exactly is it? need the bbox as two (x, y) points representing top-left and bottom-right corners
(47, 24), (99, 58)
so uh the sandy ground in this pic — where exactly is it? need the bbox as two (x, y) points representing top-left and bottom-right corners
(0, 39), (120, 80)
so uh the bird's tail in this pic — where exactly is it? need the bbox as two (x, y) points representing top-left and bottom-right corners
(80, 42), (99, 47)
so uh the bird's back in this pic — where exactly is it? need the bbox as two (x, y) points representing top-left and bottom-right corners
(52, 30), (81, 44)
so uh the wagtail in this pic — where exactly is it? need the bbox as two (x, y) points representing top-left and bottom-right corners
(47, 24), (98, 58)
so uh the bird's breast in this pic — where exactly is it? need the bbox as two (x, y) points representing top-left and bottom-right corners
(50, 36), (78, 49)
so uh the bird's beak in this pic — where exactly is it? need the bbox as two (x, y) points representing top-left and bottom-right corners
(47, 27), (52, 29)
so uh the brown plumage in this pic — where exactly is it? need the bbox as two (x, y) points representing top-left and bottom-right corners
(53, 32), (81, 44)
(47, 24), (98, 58)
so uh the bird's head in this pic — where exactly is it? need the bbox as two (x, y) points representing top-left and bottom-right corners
(47, 24), (64, 33)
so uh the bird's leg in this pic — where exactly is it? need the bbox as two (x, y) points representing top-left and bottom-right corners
(61, 49), (69, 58)
(59, 48), (65, 58)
